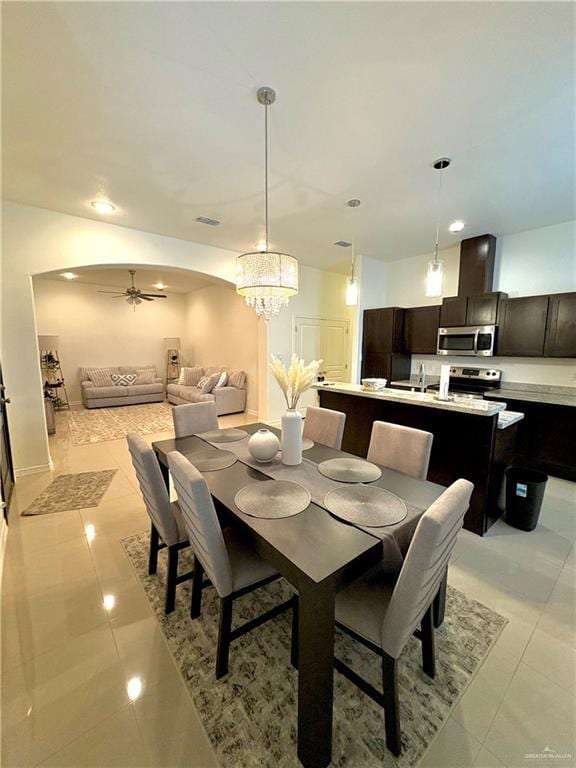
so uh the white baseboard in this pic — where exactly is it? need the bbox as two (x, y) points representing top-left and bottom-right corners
(15, 460), (53, 478)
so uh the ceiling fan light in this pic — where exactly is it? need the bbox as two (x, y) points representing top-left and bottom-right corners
(425, 260), (444, 297)
(90, 200), (116, 214)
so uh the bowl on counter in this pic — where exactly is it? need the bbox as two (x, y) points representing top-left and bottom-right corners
(361, 378), (388, 392)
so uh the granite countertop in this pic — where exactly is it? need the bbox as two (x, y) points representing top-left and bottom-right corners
(485, 384), (576, 409)
(314, 382), (507, 417)
(497, 411), (525, 430)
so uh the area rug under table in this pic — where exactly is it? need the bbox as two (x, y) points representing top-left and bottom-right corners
(122, 531), (507, 768)
(23, 469), (117, 515)
(67, 402), (174, 445)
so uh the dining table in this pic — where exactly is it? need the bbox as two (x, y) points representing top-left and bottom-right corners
(152, 422), (445, 768)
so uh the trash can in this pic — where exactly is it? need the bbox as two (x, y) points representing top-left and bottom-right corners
(505, 467), (548, 532)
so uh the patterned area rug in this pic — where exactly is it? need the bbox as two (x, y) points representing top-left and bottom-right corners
(67, 402), (174, 445)
(23, 470), (117, 516)
(122, 531), (507, 768)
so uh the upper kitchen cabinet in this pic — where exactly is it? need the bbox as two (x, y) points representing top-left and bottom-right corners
(458, 234), (497, 296)
(404, 305), (441, 354)
(361, 308), (410, 381)
(497, 295), (550, 356)
(440, 296), (468, 327)
(544, 292), (576, 357)
(466, 292), (507, 326)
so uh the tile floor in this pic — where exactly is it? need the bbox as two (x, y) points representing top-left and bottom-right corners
(1, 409), (575, 767)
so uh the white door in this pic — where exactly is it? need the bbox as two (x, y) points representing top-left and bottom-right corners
(294, 316), (350, 410)
(294, 317), (322, 410)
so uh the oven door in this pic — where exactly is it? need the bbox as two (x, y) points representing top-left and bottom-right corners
(437, 326), (495, 356)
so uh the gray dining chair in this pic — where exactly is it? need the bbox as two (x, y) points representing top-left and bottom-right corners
(303, 405), (346, 450)
(168, 450), (295, 678)
(333, 478), (473, 756)
(127, 434), (192, 614)
(367, 420), (433, 480)
(172, 401), (218, 438)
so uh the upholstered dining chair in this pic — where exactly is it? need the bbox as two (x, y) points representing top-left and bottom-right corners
(303, 405), (346, 450)
(367, 420), (434, 480)
(168, 451), (295, 678)
(127, 434), (192, 614)
(332, 478), (474, 756)
(172, 401), (218, 438)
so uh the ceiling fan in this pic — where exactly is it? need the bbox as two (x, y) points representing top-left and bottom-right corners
(97, 270), (167, 309)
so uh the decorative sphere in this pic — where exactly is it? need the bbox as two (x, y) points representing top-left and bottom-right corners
(248, 429), (280, 463)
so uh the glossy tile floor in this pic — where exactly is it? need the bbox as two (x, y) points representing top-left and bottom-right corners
(1, 409), (575, 767)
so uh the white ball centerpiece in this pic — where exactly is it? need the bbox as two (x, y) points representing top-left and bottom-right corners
(248, 429), (280, 463)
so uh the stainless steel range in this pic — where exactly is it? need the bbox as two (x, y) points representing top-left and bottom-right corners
(426, 367), (501, 400)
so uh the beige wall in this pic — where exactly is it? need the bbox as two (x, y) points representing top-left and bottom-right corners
(184, 284), (259, 414)
(32, 279), (188, 404)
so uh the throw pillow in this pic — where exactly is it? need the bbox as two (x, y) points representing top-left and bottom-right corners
(214, 371), (228, 388)
(228, 370), (247, 389)
(135, 371), (155, 385)
(182, 366), (204, 387)
(111, 373), (137, 387)
(197, 373), (220, 394)
(87, 369), (115, 387)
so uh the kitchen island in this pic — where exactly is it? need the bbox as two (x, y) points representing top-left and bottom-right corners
(314, 382), (523, 536)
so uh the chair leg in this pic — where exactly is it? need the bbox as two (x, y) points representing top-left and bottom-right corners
(421, 604), (436, 679)
(148, 522), (160, 575)
(190, 557), (204, 619)
(164, 544), (180, 615)
(216, 596), (233, 679)
(382, 653), (401, 756)
(433, 568), (448, 628)
(290, 596), (299, 670)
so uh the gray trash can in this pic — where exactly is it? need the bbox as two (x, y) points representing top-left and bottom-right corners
(505, 467), (548, 532)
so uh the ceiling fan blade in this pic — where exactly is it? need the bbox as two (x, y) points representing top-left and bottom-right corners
(139, 293), (167, 299)
(140, 295), (153, 301)
(98, 290), (128, 295)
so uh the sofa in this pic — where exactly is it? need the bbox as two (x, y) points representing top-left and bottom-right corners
(167, 366), (246, 416)
(80, 366), (165, 409)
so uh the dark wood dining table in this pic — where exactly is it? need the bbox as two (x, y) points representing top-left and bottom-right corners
(152, 423), (445, 768)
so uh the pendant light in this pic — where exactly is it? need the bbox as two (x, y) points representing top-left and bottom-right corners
(426, 157), (451, 298)
(345, 199), (361, 306)
(236, 87), (298, 321)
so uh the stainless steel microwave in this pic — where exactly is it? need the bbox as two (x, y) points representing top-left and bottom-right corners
(437, 325), (496, 356)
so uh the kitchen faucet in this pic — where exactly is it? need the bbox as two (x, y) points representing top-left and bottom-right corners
(418, 363), (426, 393)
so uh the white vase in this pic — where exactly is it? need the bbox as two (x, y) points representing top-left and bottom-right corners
(248, 429), (280, 463)
(281, 409), (302, 466)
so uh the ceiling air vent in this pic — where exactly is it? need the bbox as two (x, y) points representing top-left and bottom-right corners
(196, 216), (221, 226)
(334, 240), (352, 248)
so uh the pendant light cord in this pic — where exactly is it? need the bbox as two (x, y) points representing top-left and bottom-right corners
(434, 166), (444, 264)
(264, 101), (269, 252)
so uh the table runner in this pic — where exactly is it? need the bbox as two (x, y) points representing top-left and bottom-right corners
(196, 434), (423, 572)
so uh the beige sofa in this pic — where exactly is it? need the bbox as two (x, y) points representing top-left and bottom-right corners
(80, 366), (165, 409)
(167, 366), (246, 416)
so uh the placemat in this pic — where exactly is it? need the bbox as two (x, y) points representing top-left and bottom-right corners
(183, 448), (237, 471)
(197, 428), (249, 443)
(318, 457), (382, 483)
(302, 437), (314, 451)
(324, 485), (407, 527)
(235, 480), (311, 518)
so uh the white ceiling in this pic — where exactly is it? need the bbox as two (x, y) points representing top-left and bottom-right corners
(3, 2), (574, 271)
(35, 266), (216, 294)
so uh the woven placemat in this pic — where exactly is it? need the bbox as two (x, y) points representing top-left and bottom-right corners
(199, 428), (249, 443)
(235, 480), (311, 518)
(184, 449), (238, 472)
(318, 457), (382, 483)
(324, 485), (407, 527)
(302, 437), (314, 451)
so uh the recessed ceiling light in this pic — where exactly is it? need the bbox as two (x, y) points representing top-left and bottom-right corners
(91, 200), (116, 214)
(196, 216), (220, 226)
(449, 220), (465, 233)
(153, 281), (167, 290)
(334, 240), (352, 248)
(61, 272), (78, 280)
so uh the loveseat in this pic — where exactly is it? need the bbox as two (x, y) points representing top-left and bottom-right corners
(80, 366), (165, 409)
(166, 366), (246, 416)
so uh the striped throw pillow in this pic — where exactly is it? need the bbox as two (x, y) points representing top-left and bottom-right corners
(181, 367), (204, 387)
(87, 369), (115, 387)
(228, 370), (246, 389)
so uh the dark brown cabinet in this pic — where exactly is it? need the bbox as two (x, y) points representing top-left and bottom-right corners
(361, 308), (410, 382)
(439, 296), (468, 327)
(458, 234), (497, 296)
(466, 292), (507, 326)
(404, 305), (441, 354)
(544, 292), (576, 357)
(496, 295), (549, 357)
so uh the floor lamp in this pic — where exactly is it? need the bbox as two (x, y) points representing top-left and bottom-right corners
(164, 337), (181, 383)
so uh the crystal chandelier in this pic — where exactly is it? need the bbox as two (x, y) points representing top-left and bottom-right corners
(426, 157), (451, 298)
(236, 87), (298, 321)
